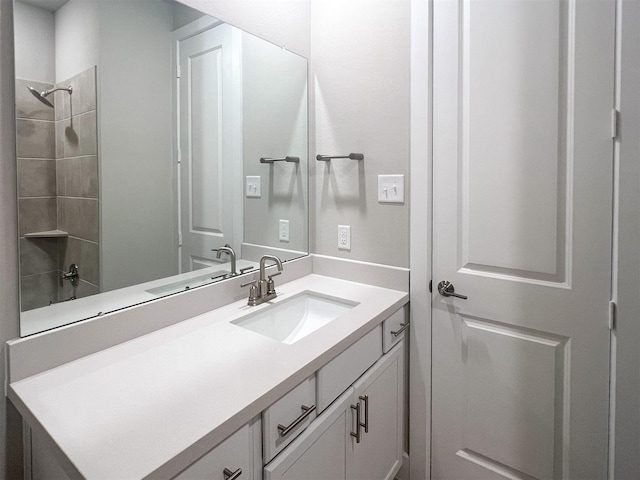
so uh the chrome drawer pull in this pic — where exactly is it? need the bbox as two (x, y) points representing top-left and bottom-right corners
(359, 395), (369, 433)
(350, 403), (362, 443)
(391, 322), (409, 337)
(277, 404), (316, 437)
(223, 467), (242, 480)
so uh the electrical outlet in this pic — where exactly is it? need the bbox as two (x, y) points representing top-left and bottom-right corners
(378, 174), (405, 203)
(279, 219), (290, 242)
(338, 225), (351, 250)
(246, 176), (261, 198)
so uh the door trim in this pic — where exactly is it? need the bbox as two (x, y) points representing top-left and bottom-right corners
(409, 0), (433, 479)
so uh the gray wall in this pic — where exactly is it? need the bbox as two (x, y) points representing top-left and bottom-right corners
(1, 1), (24, 478)
(97, 0), (176, 291)
(311, 0), (411, 268)
(14, 0), (54, 84)
(612, 0), (640, 476)
(54, 0), (98, 82)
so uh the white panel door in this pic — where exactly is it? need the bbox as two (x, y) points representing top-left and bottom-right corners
(431, 0), (615, 479)
(178, 23), (241, 272)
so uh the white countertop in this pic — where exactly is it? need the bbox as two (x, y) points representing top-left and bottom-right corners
(9, 274), (408, 479)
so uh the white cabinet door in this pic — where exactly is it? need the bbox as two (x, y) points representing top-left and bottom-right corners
(264, 388), (352, 480)
(347, 342), (404, 480)
(175, 418), (261, 480)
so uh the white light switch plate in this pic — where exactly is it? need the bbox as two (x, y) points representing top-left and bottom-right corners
(246, 176), (261, 198)
(279, 219), (290, 242)
(378, 174), (405, 203)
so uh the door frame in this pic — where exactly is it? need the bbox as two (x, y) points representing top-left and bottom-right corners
(409, 1), (639, 478)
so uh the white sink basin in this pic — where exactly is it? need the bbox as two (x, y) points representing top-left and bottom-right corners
(232, 291), (358, 344)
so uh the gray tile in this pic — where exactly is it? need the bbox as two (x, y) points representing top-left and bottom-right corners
(56, 158), (67, 196)
(66, 156), (98, 198)
(59, 111), (97, 158)
(15, 78), (55, 121)
(21, 271), (58, 311)
(57, 197), (99, 242)
(16, 119), (55, 159)
(19, 237), (59, 277)
(54, 88), (70, 121)
(55, 120), (65, 159)
(56, 66), (96, 119)
(17, 158), (56, 197)
(18, 197), (57, 236)
(60, 236), (99, 286)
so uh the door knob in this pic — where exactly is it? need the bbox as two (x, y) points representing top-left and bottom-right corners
(437, 281), (468, 299)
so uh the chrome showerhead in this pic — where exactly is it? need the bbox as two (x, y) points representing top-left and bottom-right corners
(26, 85), (73, 108)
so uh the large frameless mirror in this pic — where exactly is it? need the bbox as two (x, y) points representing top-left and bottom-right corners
(14, 0), (308, 336)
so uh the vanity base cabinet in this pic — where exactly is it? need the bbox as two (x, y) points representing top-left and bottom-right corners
(265, 341), (404, 480)
(174, 416), (261, 480)
(347, 341), (404, 480)
(30, 427), (71, 480)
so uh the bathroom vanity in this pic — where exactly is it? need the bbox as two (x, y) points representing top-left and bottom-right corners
(8, 264), (409, 479)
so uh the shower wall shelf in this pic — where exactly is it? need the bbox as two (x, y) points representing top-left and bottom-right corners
(24, 230), (69, 239)
(316, 153), (364, 161)
(260, 156), (300, 164)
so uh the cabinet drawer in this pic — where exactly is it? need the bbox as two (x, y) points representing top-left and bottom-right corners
(316, 324), (382, 413)
(174, 418), (260, 480)
(383, 307), (408, 353)
(263, 375), (317, 464)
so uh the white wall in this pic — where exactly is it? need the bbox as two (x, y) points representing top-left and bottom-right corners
(311, 0), (411, 268)
(14, 1), (55, 83)
(242, 31), (309, 255)
(54, 0), (98, 82)
(0, 1), (24, 477)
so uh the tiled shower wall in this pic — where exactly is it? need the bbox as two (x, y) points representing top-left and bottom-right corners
(16, 67), (99, 311)
(16, 78), (58, 310)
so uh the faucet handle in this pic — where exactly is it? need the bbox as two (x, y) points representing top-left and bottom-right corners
(241, 279), (259, 304)
(266, 272), (281, 295)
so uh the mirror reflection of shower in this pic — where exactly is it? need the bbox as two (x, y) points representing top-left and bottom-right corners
(27, 85), (72, 108)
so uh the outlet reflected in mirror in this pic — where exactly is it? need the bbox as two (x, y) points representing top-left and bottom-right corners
(14, 0), (308, 336)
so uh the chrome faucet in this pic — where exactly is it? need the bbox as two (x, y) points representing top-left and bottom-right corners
(241, 255), (283, 306)
(212, 244), (237, 277)
(61, 263), (79, 287)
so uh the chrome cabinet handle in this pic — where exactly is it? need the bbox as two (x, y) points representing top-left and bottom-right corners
(350, 403), (362, 443)
(223, 467), (242, 480)
(359, 395), (369, 433)
(390, 323), (409, 337)
(437, 281), (468, 300)
(277, 404), (316, 437)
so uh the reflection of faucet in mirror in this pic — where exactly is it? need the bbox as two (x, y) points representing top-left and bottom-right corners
(213, 245), (237, 278)
(61, 263), (79, 287)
